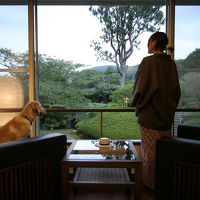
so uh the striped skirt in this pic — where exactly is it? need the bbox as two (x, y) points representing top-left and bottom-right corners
(140, 126), (171, 190)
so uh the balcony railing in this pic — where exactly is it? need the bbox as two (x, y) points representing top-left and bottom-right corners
(1, 108), (200, 139)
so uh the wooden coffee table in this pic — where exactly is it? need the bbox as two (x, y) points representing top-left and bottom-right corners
(61, 140), (142, 200)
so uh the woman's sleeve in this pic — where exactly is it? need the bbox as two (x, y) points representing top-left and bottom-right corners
(130, 58), (159, 114)
(131, 59), (149, 107)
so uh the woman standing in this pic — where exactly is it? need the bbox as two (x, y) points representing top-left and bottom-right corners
(131, 32), (181, 190)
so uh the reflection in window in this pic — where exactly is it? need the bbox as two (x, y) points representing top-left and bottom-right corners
(0, 113), (19, 127)
(0, 76), (24, 108)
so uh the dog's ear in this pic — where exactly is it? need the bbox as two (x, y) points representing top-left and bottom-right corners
(33, 101), (41, 114)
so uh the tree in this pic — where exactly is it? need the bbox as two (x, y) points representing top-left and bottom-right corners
(184, 48), (200, 69)
(38, 54), (90, 129)
(175, 48), (200, 109)
(70, 67), (119, 103)
(180, 72), (200, 108)
(176, 48), (200, 72)
(111, 81), (133, 106)
(0, 48), (27, 69)
(89, 5), (164, 88)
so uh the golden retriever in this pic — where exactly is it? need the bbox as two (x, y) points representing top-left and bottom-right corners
(0, 101), (46, 144)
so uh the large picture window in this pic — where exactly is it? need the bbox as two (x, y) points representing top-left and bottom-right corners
(37, 5), (166, 139)
(0, 1), (199, 139)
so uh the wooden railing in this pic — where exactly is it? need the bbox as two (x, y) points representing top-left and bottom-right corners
(0, 108), (200, 138)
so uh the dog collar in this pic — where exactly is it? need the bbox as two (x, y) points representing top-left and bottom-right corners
(22, 115), (33, 125)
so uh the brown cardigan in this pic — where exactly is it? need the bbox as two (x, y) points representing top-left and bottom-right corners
(131, 53), (181, 130)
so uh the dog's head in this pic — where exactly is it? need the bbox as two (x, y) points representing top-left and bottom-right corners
(21, 101), (46, 121)
(32, 101), (46, 116)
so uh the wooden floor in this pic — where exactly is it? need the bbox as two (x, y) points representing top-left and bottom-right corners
(68, 185), (155, 200)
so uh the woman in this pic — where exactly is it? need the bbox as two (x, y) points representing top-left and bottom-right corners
(131, 32), (181, 190)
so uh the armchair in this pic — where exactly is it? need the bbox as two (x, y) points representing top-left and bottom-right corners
(0, 133), (67, 200)
(155, 136), (200, 200)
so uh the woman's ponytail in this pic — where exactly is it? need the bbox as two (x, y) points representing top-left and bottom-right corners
(166, 45), (174, 53)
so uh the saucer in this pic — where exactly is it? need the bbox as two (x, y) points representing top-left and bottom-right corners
(95, 143), (114, 148)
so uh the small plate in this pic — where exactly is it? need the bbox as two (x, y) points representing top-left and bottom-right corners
(95, 143), (114, 148)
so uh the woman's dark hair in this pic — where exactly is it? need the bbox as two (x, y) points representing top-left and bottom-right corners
(148, 32), (174, 53)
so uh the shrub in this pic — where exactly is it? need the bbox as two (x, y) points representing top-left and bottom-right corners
(76, 111), (140, 139)
(111, 82), (133, 107)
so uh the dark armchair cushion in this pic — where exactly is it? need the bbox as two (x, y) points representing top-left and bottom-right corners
(0, 133), (67, 169)
(177, 124), (200, 140)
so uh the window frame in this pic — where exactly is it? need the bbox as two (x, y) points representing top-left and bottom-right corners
(0, 0), (200, 137)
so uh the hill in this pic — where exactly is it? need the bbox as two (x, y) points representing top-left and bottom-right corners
(91, 65), (139, 72)
(91, 65), (116, 71)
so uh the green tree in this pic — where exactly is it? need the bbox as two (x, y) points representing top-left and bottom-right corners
(89, 5), (164, 88)
(126, 65), (138, 80)
(111, 82), (133, 106)
(0, 48), (27, 69)
(38, 54), (85, 107)
(38, 54), (90, 129)
(70, 67), (119, 103)
(184, 48), (200, 69)
(180, 72), (200, 108)
(175, 48), (200, 109)
(176, 48), (200, 72)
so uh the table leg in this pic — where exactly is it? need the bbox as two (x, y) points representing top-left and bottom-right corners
(61, 164), (69, 200)
(133, 163), (142, 200)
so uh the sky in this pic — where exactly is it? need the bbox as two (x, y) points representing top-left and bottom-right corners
(0, 5), (200, 69)
(37, 6), (156, 68)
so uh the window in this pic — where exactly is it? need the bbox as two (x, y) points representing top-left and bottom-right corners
(0, 0), (199, 139)
(37, 5), (165, 139)
(175, 6), (200, 128)
(0, 5), (29, 126)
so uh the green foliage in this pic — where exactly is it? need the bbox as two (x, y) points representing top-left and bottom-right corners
(41, 112), (69, 129)
(70, 67), (119, 103)
(37, 54), (92, 129)
(38, 54), (89, 107)
(126, 65), (139, 80)
(111, 82), (133, 106)
(179, 72), (200, 108)
(176, 48), (200, 71)
(181, 112), (200, 125)
(77, 111), (139, 139)
(175, 48), (200, 109)
(1, 46), (200, 135)
(184, 48), (200, 69)
(0, 48), (27, 69)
